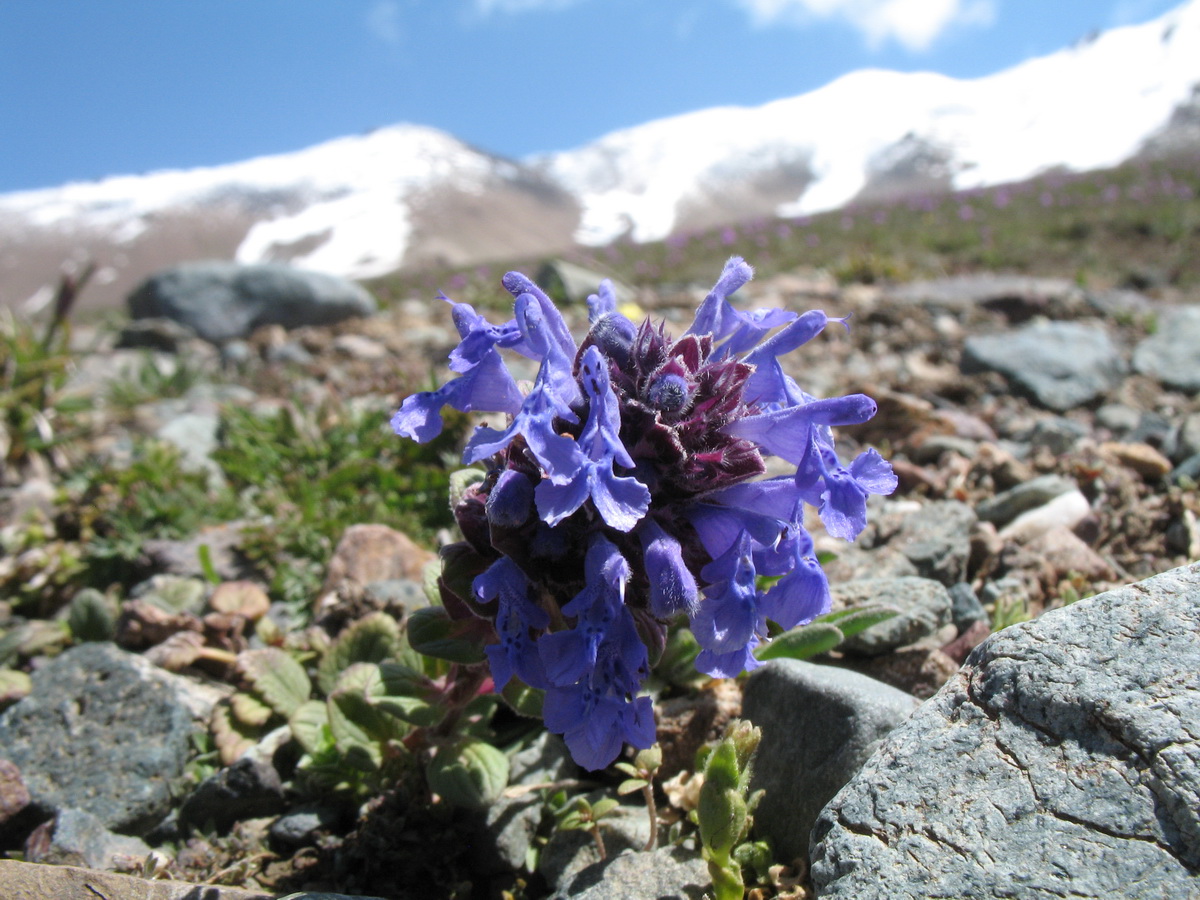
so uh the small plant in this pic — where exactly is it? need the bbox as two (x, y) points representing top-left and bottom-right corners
(614, 743), (663, 851)
(694, 720), (765, 900)
(393, 259), (895, 772)
(551, 791), (621, 861)
(1, 266), (93, 478)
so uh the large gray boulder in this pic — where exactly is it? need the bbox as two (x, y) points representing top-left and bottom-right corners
(742, 661), (919, 863)
(961, 321), (1126, 411)
(811, 562), (1200, 899)
(1133, 305), (1200, 393)
(128, 261), (376, 343)
(0, 643), (216, 834)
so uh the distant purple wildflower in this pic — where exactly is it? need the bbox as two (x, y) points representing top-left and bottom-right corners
(392, 257), (893, 770)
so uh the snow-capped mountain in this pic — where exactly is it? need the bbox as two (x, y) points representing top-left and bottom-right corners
(3, 0), (1199, 310)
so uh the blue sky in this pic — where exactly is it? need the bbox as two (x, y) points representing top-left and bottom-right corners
(0, 0), (1183, 194)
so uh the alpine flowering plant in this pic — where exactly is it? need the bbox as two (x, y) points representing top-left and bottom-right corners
(391, 257), (895, 771)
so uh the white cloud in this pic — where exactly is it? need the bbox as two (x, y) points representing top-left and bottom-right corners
(733, 0), (996, 52)
(366, 0), (404, 46)
(473, 0), (586, 14)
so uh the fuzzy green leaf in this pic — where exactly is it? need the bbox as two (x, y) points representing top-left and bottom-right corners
(67, 588), (116, 643)
(500, 679), (544, 718)
(406, 606), (487, 664)
(824, 604), (901, 639)
(373, 694), (441, 727)
(754, 621), (844, 661)
(231, 691), (275, 727)
(591, 797), (620, 819)
(317, 612), (402, 695)
(211, 701), (261, 766)
(240, 647), (312, 717)
(289, 699), (331, 755)
(426, 739), (509, 810)
(617, 778), (649, 796)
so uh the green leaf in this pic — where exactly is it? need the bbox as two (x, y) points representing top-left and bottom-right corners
(289, 699), (331, 755)
(327, 694), (384, 771)
(617, 778), (649, 795)
(197, 543), (221, 586)
(500, 679), (544, 718)
(406, 606), (487, 664)
(230, 691), (275, 727)
(66, 588), (116, 643)
(590, 797), (620, 819)
(825, 605), (900, 639)
(754, 621), (844, 661)
(317, 612), (402, 694)
(239, 648), (312, 717)
(373, 694), (441, 727)
(426, 739), (509, 810)
(0, 668), (32, 706)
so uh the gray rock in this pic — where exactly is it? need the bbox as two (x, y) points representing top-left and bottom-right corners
(114, 317), (199, 352)
(142, 521), (257, 582)
(811, 562), (1200, 899)
(0, 643), (203, 833)
(550, 846), (710, 900)
(1171, 453), (1200, 486)
(998, 489), (1090, 543)
(26, 808), (151, 871)
(1084, 287), (1155, 317)
(128, 261), (376, 343)
(270, 804), (343, 848)
(891, 500), (977, 585)
(886, 274), (1079, 311)
(1164, 412), (1200, 464)
(0, 858), (275, 899)
(473, 732), (578, 876)
(830, 577), (954, 655)
(1132, 305), (1200, 392)
(742, 661), (919, 863)
(265, 340), (315, 365)
(949, 582), (989, 629)
(1027, 416), (1088, 455)
(962, 321), (1126, 411)
(179, 757), (285, 832)
(540, 797), (652, 889)
(536, 259), (636, 308)
(974, 474), (1078, 528)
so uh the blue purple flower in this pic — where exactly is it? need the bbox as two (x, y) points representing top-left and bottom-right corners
(393, 257), (893, 770)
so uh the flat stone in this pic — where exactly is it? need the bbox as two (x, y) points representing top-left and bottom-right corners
(1133, 305), (1200, 392)
(549, 846), (710, 900)
(999, 489), (1091, 543)
(1099, 441), (1173, 479)
(540, 796), (652, 889)
(128, 261), (376, 344)
(811, 562), (1200, 899)
(886, 274), (1079, 310)
(1165, 412), (1200, 464)
(975, 474), (1078, 528)
(890, 500), (977, 585)
(0, 643), (207, 833)
(0, 859), (272, 899)
(742, 660), (918, 862)
(962, 321), (1126, 411)
(178, 757), (285, 832)
(26, 808), (152, 871)
(321, 524), (434, 594)
(830, 577), (954, 655)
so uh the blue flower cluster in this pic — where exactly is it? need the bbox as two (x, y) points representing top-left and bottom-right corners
(392, 258), (894, 770)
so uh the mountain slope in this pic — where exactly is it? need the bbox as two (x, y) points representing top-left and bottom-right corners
(2, 0), (1199, 310)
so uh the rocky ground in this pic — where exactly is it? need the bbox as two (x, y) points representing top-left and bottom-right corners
(1, 261), (1198, 899)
